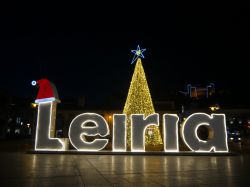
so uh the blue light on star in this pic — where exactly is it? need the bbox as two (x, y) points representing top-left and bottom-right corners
(131, 45), (146, 64)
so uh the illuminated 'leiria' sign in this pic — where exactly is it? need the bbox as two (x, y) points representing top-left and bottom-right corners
(32, 78), (228, 153)
(34, 102), (228, 153)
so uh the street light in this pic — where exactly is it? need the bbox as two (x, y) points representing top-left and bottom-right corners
(209, 104), (220, 112)
(31, 103), (37, 108)
(108, 115), (112, 125)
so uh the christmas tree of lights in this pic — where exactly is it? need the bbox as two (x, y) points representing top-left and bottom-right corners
(123, 46), (163, 146)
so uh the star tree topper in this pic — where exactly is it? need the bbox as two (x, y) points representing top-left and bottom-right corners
(131, 45), (146, 64)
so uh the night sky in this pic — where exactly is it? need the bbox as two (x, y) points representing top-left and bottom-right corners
(0, 5), (249, 107)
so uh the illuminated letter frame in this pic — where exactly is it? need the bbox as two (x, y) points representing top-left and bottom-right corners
(68, 113), (110, 152)
(181, 113), (229, 153)
(131, 114), (160, 152)
(35, 101), (66, 151)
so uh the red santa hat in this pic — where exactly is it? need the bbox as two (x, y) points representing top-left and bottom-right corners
(32, 78), (60, 103)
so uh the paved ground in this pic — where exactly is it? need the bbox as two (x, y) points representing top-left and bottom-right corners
(0, 140), (250, 186)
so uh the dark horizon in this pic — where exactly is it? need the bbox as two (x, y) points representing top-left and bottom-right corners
(1, 6), (249, 108)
